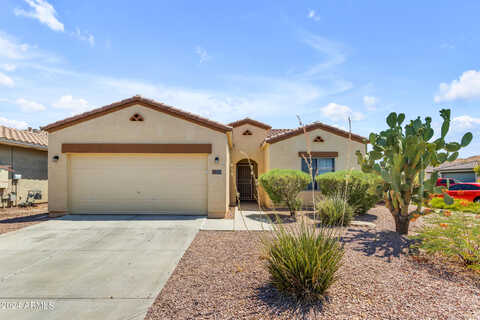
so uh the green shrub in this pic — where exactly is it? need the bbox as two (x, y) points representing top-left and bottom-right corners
(317, 196), (354, 226)
(316, 170), (382, 214)
(428, 197), (480, 213)
(261, 222), (344, 301)
(259, 169), (311, 216)
(411, 212), (480, 271)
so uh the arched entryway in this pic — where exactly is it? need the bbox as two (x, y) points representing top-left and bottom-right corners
(236, 159), (258, 201)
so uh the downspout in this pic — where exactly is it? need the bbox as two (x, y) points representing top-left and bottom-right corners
(227, 131), (233, 150)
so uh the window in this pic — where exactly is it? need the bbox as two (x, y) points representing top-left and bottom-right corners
(449, 184), (463, 190)
(448, 184), (480, 191)
(301, 158), (334, 190)
(462, 184), (480, 191)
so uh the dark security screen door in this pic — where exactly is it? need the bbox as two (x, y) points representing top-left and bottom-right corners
(237, 163), (256, 201)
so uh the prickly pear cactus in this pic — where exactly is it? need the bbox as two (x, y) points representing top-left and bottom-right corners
(356, 109), (473, 234)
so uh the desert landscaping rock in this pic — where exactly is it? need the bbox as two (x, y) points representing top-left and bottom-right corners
(146, 205), (480, 320)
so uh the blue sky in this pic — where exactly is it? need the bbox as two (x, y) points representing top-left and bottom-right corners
(1, 0), (480, 156)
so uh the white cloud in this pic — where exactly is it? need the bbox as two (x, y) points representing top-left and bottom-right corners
(452, 115), (480, 130)
(99, 75), (327, 122)
(1, 64), (16, 72)
(307, 9), (320, 21)
(301, 33), (346, 77)
(52, 95), (91, 114)
(0, 117), (29, 129)
(363, 95), (378, 110)
(14, 0), (64, 32)
(0, 32), (30, 60)
(0, 72), (14, 87)
(434, 70), (480, 102)
(0, 31), (59, 64)
(15, 98), (46, 112)
(320, 103), (365, 122)
(195, 46), (210, 63)
(73, 28), (95, 47)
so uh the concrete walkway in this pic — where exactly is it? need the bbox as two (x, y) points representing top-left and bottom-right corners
(201, 207), (274, 231)
(0, 214), (205, 320)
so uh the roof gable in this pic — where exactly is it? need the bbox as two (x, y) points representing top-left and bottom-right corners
(265, 122), (367, 144)
(228, 118), (272, 130)
(41, 96), (232, 134)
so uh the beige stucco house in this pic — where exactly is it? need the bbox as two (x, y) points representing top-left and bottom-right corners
(42, 96), (366, 218)
(0, 126), (48, 207)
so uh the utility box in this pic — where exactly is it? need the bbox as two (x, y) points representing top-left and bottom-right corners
(0, 168), (8, 189)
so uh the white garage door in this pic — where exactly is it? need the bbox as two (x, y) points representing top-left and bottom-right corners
(69, 154), (208, 214)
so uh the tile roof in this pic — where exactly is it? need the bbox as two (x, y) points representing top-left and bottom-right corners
(433, 159), (479, 171)
(42, 95), (233, 133)
(228, 118), (272, 130)
(0, 126), (48, 149)
(264, 122), (367, 144)
(266, 128), (292, 139)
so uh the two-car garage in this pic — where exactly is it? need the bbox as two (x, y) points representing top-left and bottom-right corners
(43, 96), (231, 218)
(69, 154), (208, 214)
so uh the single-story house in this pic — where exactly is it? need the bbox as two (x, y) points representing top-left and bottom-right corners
(0, 126), (48, 207)
(426, 156), (479, 182)
(42, 95), (367, 218)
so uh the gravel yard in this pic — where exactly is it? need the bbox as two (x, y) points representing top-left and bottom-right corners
(146, 205), (480, 320)
(0, 203), (50, 235)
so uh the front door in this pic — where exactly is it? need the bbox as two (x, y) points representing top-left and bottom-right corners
(236, 161), (257, 201)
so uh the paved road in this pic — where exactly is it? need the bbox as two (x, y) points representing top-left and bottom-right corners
(0, 214), (204, 320)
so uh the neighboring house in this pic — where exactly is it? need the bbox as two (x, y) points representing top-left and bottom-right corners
(42, 95), (366, 218)
(426, 156), (479, 182)
(0, 126), (48, 206)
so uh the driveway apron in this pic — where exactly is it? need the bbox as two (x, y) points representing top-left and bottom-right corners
(0, 214), (204, 320)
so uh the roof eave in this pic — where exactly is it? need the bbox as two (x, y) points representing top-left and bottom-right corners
(0, 139), (48, 151)
(264, 123), (367, 145)
(227, 118), (272, 130)
(41, 96), (233, 134)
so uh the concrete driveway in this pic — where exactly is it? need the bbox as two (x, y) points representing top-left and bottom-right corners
(0, 214), (205, 320)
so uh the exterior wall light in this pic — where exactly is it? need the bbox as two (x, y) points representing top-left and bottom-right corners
(52, 155), (60, 162)
(214, 156), (220, 164)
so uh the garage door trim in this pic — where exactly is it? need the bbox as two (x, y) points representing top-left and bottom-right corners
(62, 143), (212, 154)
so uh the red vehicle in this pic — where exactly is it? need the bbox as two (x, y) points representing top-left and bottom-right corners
(444, 183), (480, 203)
(436, 178), (460, 187)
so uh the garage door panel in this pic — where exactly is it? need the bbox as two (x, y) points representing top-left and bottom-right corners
(69, 155), (208, 214)
(442, 172), (476, 183)
(72, 200), (203, 213)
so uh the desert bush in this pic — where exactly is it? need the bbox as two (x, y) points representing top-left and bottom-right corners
(428, 197), (480, 213)
(316, 170), (382, 214)
(412, 212), (480, 271)
(261, 222), (344, 301)
(317, 196), (355, 226)
(259, 169), (311, 216)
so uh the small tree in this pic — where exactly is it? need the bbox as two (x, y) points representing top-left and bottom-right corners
(356, 109), (473, 234)
(259, 169), (310, 216)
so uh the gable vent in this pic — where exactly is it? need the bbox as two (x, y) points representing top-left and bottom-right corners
(242, 130), (253, 136)
(130, 113), (144, 122)
(313, 136), (324, 142)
